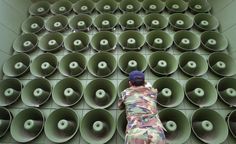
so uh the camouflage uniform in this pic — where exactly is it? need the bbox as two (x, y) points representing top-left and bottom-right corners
(118, 84), (166, 144)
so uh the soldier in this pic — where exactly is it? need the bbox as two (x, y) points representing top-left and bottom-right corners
(118, 70), (166, 144)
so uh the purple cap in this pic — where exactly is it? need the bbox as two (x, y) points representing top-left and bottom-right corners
(129, 70), (145, 84)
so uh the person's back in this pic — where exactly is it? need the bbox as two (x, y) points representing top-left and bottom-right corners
(118, 71), (166, 144)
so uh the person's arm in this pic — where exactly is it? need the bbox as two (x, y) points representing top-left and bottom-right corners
(118, 91), (125, 109)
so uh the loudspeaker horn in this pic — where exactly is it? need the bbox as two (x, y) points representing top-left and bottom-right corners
(3, 53), (30, 77)
(216, 77), (236, 107)
(119, 0), (142, 13)
(0, 79), (22, 106)
(185, 77), (217, 107)
(94, 13), (118, 31)
(179, 52), (208, 77)
(117, 111), (127, 140)
(80, 109), (116, 144)
(159, 108), (191, 144)
(174, 30), (200, 51)
(45, 15), (68, 32)
(146, 30), (173, 51)
(201, 31), (228, 52)
(84, 78), (117, 109)
(10, 108), (44, 143)
(96, 0), (118, 14)
(189, 0), (212, 14)
(64, 32), (90, 52)
(208, 52), (236, 77)
(169, 13), (193, 31)
(30, 53), (58, 78)
(69, 14), (92, 31)
(38, 32), (63, 52)
(21, 16), (44, 34)
(119, 30), (145, 51)
(227, 110), (236, 138)
(119, 12), (143, 30)
(91, 31), (117, 52)
(153, 77), (184, 107)
(143, 0), (165, 13)
(0, 107), (12, 138)
(13, 33), (38, 53)
(29, 1), (50, 16)
(118, 51), (147, 75)
(166, 0), (188, 13)
(72, 0), (95, 14)
(149, 51), (178, 76)
(50, 0), (72, 15)
(59, 53), (87, 77)
(44, 108), (79, 143)
(52, 77), (83, 107)
(87, 52), (117, 78)
(194, 13), (219, 31)
(21, 78), (52, 107)
(118, 78), (129, 97)
(191, 108), (228, 144)
(144, 13), (168, 31)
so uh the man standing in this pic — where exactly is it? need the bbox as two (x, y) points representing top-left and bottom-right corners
(118, 70), (166, 144)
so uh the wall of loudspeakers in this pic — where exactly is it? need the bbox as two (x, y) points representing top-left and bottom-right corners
(0, 0), (236, 143)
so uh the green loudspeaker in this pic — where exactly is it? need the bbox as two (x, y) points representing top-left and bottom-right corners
(119, 13), (142, 30)
(3, 53), (30, 77)
(91, 31), (117, 52)
(208, 52), (236, 77)
(38, 32), (63, 52)
(146, 30), (173, 51)
(10, 108), (44, 143)
(0, 79), (22, 106)
(144, 13), (168, 31)
(169, 13), (193, 31)
(52, 77), (83, 107)
(159, 108), (191, 144)
(30, 53), (58, 77)
(143, 0), (165, 13)
(45, 15), (68, 32)
(117, 111), (127, 139)
(64, 32), (89, 52)
(87, 52), (117, 78)
(194, 13), (219, 31)
(189, 0), (212, 14)
(227, 110), (236, 138)
(96, 0), (118, 13)
(191, 108), (228, 144)
(73, 0), (95, 14)
(119, 0), (142, 13)
(0, 107), (12, 138)
(185, 77), (217, 107)
(69, 14), (92, 31)
(118, 51), (147, 75)
(29, 1), (50, 16)
(21, 16), (44, 34)
(166, 0), (188, 13)
(21, 78), (51, 107)
(50, 0), (72, 15)
(59, 53), (87, 77)
(201, 31), (228, 52)
(153, 77), (184, 107)
(179, 52), (208, 77)
(80, 109), (116, 144)
(84, 78), (116, 109)
(45, 108), (79, 143)
(216, 77), (236, 107)
(119, 30), (145, 51)
(13, 33), (38, 53)
(149, 52), (178, 76)
(174, 30), (200, 51)
(118, 78), (129, 97)
(94, 13), (118, 31)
